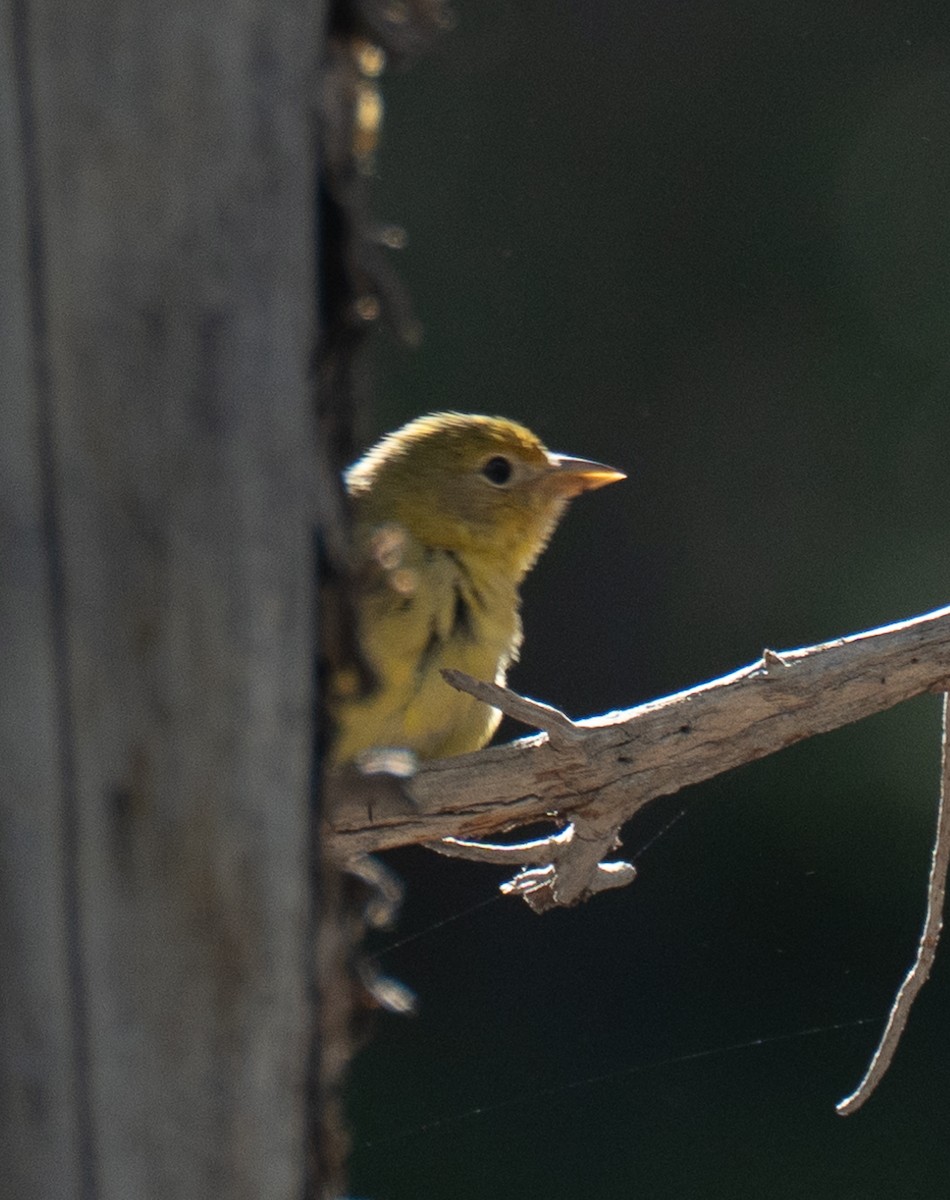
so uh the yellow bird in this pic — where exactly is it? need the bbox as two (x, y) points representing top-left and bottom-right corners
(329, 412), (625, 765)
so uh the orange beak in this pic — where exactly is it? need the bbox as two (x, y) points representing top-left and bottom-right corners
(545, 453), (627, 496)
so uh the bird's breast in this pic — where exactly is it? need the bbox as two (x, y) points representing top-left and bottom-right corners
(329, 543), (522, 763)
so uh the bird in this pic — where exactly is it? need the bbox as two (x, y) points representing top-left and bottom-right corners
(328, 412), (625, 766)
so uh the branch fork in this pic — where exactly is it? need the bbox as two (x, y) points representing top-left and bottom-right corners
(435, 670), (634, 908)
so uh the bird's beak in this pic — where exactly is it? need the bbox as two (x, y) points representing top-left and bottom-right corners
(545, 453), (627, 495)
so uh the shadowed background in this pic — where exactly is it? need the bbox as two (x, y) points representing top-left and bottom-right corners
(348, 2), (950, 1195)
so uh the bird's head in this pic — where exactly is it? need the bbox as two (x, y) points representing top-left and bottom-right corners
(346, 413), (626, 581)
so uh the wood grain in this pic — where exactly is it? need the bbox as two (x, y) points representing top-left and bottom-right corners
(1, 3), (322, 1195)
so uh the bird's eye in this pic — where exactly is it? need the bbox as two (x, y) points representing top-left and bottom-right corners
(481, 456), (513, 486)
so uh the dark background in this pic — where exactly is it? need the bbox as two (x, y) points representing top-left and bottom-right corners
(347, 2), (950, 1196)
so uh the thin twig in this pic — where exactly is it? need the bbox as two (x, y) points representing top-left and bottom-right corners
(429, 819), (634, 907)
(501, 860), (637, 913)
(440, 668), (585, 750)
(430, 828), (574, 865)
(836, 691), (950, 1115)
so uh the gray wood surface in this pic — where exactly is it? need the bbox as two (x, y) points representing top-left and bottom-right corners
(1, 2), (323, 1195)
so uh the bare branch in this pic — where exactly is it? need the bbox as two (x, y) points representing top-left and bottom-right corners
(328, 605), (950, 1102)
(836, 691), (950, 1116)
(328, 604), (950, 858)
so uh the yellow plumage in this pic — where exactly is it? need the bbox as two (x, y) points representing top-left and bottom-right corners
(329, 413), (624, 765)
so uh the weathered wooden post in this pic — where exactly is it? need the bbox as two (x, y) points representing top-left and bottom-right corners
(1, 2), (328, 1195)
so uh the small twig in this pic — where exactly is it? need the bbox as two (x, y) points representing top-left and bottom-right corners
(440, 668), (585, 750)
(430, 827), (573, 865)
(501, 860), (637, 913)
(429, 819), (634, 910)
(836, 692), (950, 1115)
